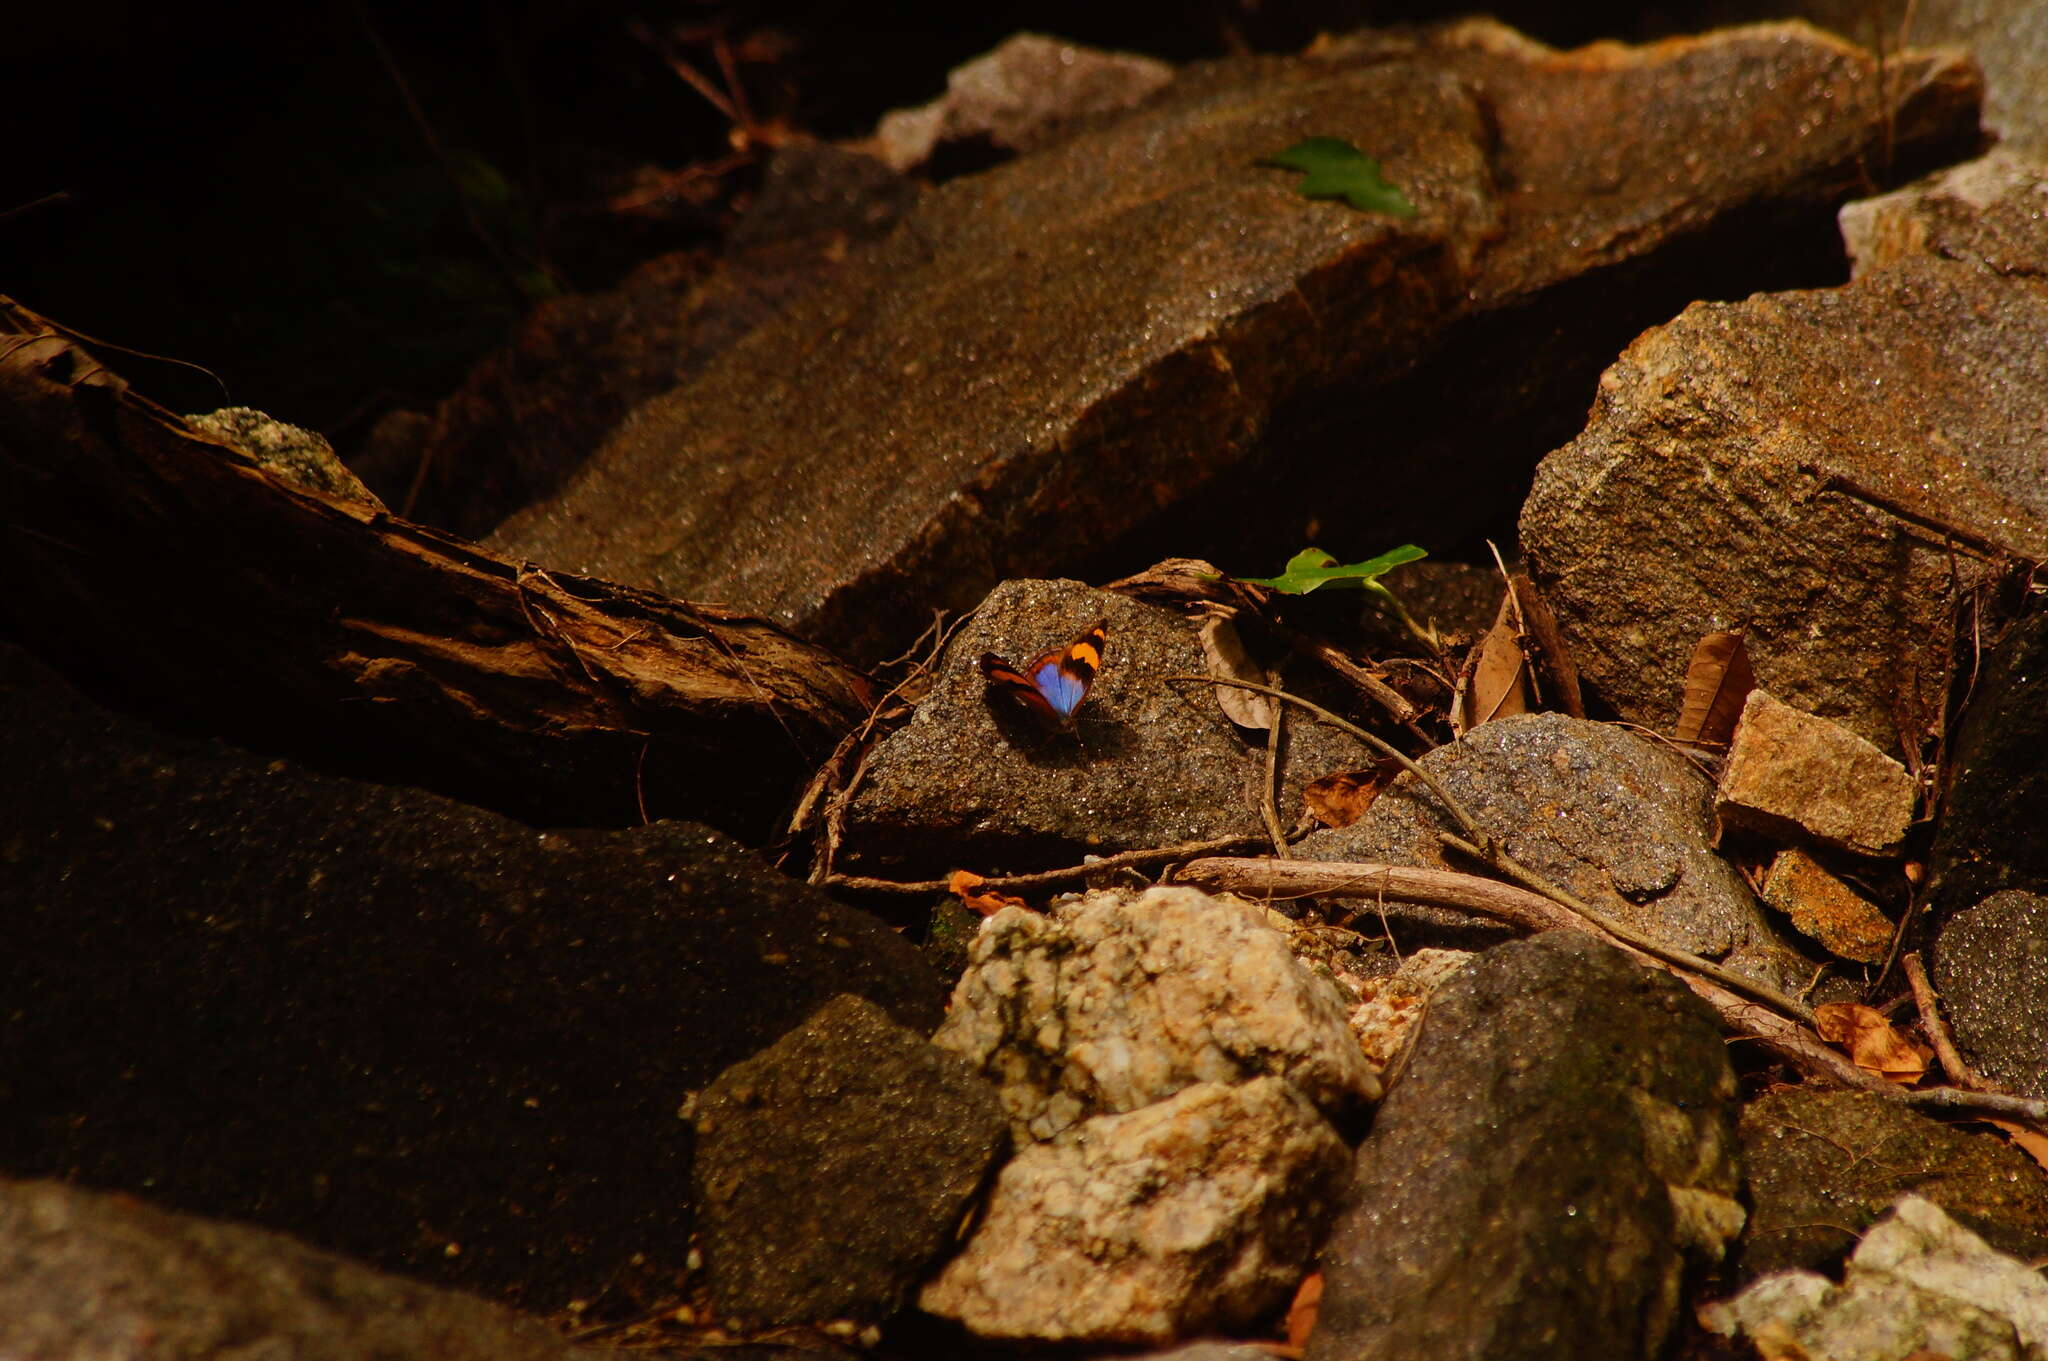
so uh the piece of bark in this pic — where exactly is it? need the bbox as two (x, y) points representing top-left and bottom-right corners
(0, 298), (869, 830)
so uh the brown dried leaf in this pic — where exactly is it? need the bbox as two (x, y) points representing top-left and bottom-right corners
(1103, 557), (1261, 611)
(1991, 1120), (2048, 1174)
(1674, 629), (1757, 744)
(1451, 592), (1532, 734)
(1198, 612), (1276, 730)
(1814, 1002), (1931, 1085)
(1303, 763), (1400, 830)
(1285, 1271), (1323, 1352)
(947, 870), (1028, 918)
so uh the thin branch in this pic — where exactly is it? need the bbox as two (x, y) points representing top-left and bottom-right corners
(1904, 951), (1988, 1089)
(1262, 700), (1291, 857)
(824, 835), (1268, 897)
(1167, 675), (1488, 851)
(1896, 1086), (2048, 1136)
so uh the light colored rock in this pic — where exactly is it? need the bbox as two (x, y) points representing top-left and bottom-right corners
(186, 406), (383, 508)
(1761, 847), (1896, 963)
(935, 885), (1380, 1144)
(874, 34), (1174, 171)
(1704, 1195), (2048, 1361)
(917, 1077), (1348, 1344)
(1717, 690), (1917, 857)
(1347, 948), (1472, 1073)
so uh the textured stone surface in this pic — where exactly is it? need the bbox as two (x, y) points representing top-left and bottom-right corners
(189, 405), (382, 507)
(1738, 1087), (2048, 1279)
(873, 33), (1175, 172)
(1717, 689), (1917, 857)
(492, 21), (1977, 662)
(370, 142), (919, 537)
(841, 579), (1375, 873)
(1723, 0), (2048, 157)
(1929, 612), (2048, 922)
(1307, 932), (1744, 1361)
(936, 886), (1379, 1144)
(0, 643), (942, 1316)
(1761, 847), (1895, 963)
(918, 1077), (1348, 1344)
(0, 1179), (603, 1361)
(1347, 948), (1472, 1073)
(1841, 150), (2048, 278)
(1705, 1196), (2048, 1361)
(691, 995), (1007, 1326)
(1298, 713), (1813, 994)
(1524, 247), (2048, 746)
(1933, 891), (2048, 1100)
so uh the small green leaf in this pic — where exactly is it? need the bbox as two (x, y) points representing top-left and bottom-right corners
(1236, 544), (1428, 595)
(1260, 137), (1417, 218)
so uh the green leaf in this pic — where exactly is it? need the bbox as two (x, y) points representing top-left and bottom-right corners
(1260, 137), (1417, 218)
(1236, 544), (1428, 595)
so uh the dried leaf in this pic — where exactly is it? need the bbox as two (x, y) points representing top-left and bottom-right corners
(1198, 612), (1276, 730)
(1674, 629), (1757, 744)
(947, 870), (1027, 918)
(1991, 1120), (2048, 1174)
(1103, 557), (1255, 611)
(1451, 592), (1532, 734)
(1303, 763), (1400, 829)
(1814, 1002), (1931, 1085)
(1285, 1271), (1323, 1351)
(1508, 574), (1583, 719)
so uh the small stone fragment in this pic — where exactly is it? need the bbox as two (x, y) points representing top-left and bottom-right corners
(917, 1077), (1349, 1345)
(1716, 689), (1916, 857)
(1760, 848), (1895, 964)
(1704, 1196), (2048, 1361)
(1347, 948), (1471, 1073)
(692, 995), (1008, 1326)
(873, 34), (1175, 172)
(186, 406), (384, 508)
(935, 885), (1381, 1144)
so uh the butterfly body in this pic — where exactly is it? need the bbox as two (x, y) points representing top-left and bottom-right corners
(978, 620), (1107, 725)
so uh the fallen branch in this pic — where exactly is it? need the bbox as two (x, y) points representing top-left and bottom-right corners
(1903, 951), (1987, 1089)
(824, 835), (1268, 897)
(0, 298), (869, 829)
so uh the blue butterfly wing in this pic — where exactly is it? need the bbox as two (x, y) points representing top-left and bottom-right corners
(1029, 655), (1089, 718)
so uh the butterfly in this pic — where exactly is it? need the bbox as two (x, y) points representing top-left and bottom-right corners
(977, 619), (1108, 726)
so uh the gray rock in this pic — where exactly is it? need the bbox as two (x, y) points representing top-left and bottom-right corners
(1842, 150), (2048, 278)
(840, 580), (1375, 872)
(1929, 613), (2048, 920)
(1522, 252), (2048, 748)
(1933, 891), (2048, 1100)
(490, 22), (1977, 663)
(1716, 689), (1917, 857)
(0, 643), (941, 1316)
(1739, 1086), (2048, 1280)
(918, 1077), (1349, 1345)
(1298, 712), (1813, 994)
(187, 405), (383, 507)
(1704, 1196), (2048, 1361)
(691, 994), (1007, 1326)
(935, 885), (1381, 1145)
(1306, 932), (1743, 1361)
(873, 34), (1175, 172)
(0, 1178), (593, 1361)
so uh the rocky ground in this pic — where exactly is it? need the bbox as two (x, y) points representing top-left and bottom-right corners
(6, 4), (2048, 1360)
